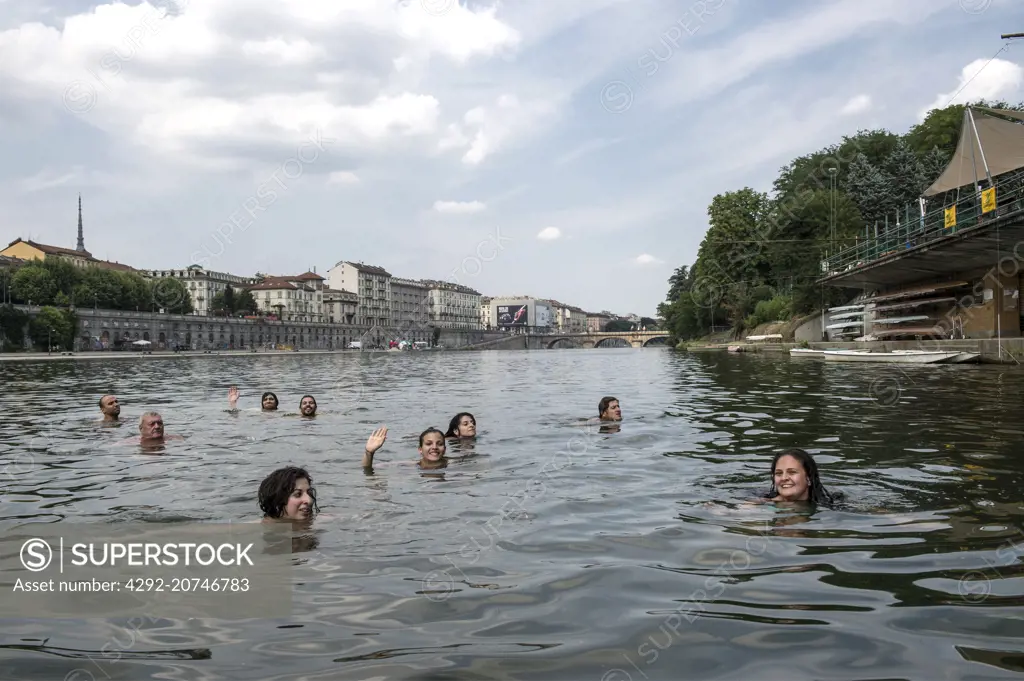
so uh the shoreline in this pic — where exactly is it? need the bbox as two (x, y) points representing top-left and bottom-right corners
(0, 348), (400, 362)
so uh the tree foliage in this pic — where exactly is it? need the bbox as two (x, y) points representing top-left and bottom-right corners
(660, 99), (1024, 343)
(0, 305), (30, 351)
(211, 285), (258, 316)
(28, 306), (77, 350)
(1, 260), (193, 314)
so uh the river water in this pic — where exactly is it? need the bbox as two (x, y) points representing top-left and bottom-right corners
(1, 348), (1022, 680)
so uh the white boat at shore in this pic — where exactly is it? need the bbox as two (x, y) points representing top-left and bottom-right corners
(789, 348), (829, 357)
(823, 349), (963, 363)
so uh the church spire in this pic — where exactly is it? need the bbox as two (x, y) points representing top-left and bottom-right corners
(76, 194), (86, 252)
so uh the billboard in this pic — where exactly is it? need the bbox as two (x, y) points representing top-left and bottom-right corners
(497, 304), (528, 327)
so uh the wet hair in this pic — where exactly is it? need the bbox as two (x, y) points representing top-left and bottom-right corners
(418, 427), (446, 448)
(261, 392), (278, 410)
(444, 412), (475, 438)
(258, 466), (319, 519)
(598, 396), (618, 416)
(99, 395), (109, 408)
(299, 395), (317, 410)
(765, 448), (836, 506)
(138, 411), (161, 429)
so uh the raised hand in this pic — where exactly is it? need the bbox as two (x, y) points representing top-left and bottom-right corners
(365, 426), (388, 454)
(362, 426), (388, 468)
(228, 386), (239, 407)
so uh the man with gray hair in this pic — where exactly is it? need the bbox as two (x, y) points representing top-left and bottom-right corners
(121, 412), (183, 448)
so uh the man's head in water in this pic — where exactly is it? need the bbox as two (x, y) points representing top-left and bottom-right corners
(261, 392), (279, 411)
(598, 396), (621, 421)
(299, 395), (317, 417)
(139, 411), (165, 442)
(259, 466), (318, 521)
(99, 395), (120, 421)
(418, 428), (447, 467)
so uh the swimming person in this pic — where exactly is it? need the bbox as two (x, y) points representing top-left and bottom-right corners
(118, 411), (184, 449)
(360, 427), (447, 470)
(227, 387), (279, 411)
(99, 395), (120, 422)
(299, 395), (317, 417)
(258, 466), (318, 522)
(598, 396), (621, 421)
(764, 448), (837, 506)
(444, 412), (477, 439)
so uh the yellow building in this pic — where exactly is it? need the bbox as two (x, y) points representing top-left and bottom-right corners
(1, 197), (135, 272)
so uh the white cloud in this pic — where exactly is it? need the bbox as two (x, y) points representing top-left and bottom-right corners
(920, 58), (1024, 119)
(634, 254), (663, 265)
(241, 38), (326, 65)
(839, 94), (872, 115)
(440, 93), (559, 165)
(537, 226), (561, 240)
(327, 171), (360, 185)
(0, 0), (520, 168)
(433, 200), (486, 214)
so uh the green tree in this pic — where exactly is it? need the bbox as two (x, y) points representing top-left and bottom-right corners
(41, 257), (82, 299)
(234, 289), (258, 315)
(0, 266), (16, 303)
(919, 146), (950, 190)
(11, 266), (57, 305)
(884, 139), (926, 209)
(29, 306), (74, 350)
(693, 188), (772, 327)
(151, 278), (194, 314)
(0, 305), (30, 351)
(844, 153), (892, 228)
(765, 189), (863, 314)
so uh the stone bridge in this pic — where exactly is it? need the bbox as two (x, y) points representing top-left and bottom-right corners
(543, 331), (670, 348)
(466, 330), (670, 350)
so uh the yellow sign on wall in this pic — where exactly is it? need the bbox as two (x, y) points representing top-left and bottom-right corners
(981, 187), (996, 213)
(944, 206), (956, 228)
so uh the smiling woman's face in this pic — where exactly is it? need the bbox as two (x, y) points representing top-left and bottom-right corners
(773, 455), (809, 501)
(419, 432), (446, 462)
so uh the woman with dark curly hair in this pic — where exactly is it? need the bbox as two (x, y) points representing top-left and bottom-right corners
(444, 412), (476, 439)
(764, 448), (837, 506)
(259, 466), (319, 522)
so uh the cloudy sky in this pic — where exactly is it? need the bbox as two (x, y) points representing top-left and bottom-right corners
(1, 0), (1022, 317)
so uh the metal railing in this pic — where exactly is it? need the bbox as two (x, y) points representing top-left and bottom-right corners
(821, 170), (1024, 276)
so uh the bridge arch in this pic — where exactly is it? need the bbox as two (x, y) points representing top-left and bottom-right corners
(546, 337), (581, 349)
(642, 335), (670, 347)
(594, 337), (632, 348)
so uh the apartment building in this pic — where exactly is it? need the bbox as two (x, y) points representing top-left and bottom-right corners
(422, 280), (482, 329)
(586, 311), (614, 332)
(139, 264), (255, 316)
(323, 288), (358, 325)
(480, 296), (492, 329)
(327, 261), (391, 328)
(391, 278), (430, 340)
(549, 300), (588, 333)
(246, 271), (325, 322)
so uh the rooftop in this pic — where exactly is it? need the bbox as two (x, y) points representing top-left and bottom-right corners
(344, 262), (391, 276)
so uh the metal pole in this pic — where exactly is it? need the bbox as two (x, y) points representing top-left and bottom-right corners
(967, 106), (993, 186)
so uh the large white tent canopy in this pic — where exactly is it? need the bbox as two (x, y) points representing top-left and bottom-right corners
(922, 106), (1024, 197)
